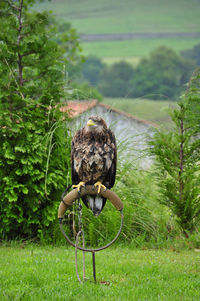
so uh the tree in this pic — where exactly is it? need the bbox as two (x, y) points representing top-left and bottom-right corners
(98, 61), (135, 97)
(148, 69), (200, 236)
(184, 68), (200, 129)
(0, 1), (65, 107)
(181, 43), (200, 67)
(82, 55), (104, 86)
(0, 0), (80, 239)
(54, 21), (84, 81)
(130, 46), (195, 100)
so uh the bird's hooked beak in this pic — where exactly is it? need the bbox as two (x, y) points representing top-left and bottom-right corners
(87, 119), (96, 127)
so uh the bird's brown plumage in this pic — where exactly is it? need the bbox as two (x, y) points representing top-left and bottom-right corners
(71, 116), (117, 215)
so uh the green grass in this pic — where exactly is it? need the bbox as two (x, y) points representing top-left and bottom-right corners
(102, 98), (177, 126)
(81, 38), (200, 61)
(1, 244), (200, 300)
(35, 0), (200, 60)
(35, 0), (200, 34)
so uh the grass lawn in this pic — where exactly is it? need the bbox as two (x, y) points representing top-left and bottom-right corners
(1, 244), (200, 300)
(102, 98), (178, 126)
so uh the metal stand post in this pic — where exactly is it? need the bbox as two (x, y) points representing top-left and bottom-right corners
(92, 252), (96, 283)
(58, 186), (124, 284)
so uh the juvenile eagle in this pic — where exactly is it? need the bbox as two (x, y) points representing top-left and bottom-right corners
(71, 116), (117, 216)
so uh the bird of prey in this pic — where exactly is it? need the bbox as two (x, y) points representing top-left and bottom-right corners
(71, 116), (117, 216)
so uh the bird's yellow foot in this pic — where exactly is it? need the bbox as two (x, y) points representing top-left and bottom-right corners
(94, 181), (107, 194)
(72, 181), (85, 192)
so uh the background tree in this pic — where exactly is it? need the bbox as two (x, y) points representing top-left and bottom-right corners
(98, 61), (134, 97)
(181, 43), (200, 67)
(148, 69), (200, 236)
(81, 55), (104, 86)
(184, 68), (200, 131)
(0, 0), (81, 239)
(85, 47), (195, 100)
(129, 46), (194, 100)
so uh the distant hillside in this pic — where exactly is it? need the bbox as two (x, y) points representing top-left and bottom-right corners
(34, 0), (200, 60)
(35, 0), (200, 35)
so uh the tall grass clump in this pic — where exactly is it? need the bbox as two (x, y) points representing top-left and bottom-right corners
(57, 161), (173, 249)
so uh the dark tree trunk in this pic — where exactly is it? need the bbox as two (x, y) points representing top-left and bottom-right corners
(17, 0), (24, 86)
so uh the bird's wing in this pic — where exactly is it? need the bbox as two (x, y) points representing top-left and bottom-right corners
(71, 130), (81, 185)
(106, 129), (117, 188)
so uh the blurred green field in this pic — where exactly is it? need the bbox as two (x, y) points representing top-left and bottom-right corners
(35, 0), (200, 61)
(35, 0), (200, 34)
(103, 98), (178, 126)
(82, 38), (200, 62)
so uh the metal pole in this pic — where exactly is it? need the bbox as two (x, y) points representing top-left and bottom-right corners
(92, 251), (96, 283)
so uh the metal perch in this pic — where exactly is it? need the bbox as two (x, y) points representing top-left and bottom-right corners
(58, 185), (124, 283)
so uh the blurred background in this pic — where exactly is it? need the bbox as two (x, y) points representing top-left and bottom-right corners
(34, 0), (200, 126)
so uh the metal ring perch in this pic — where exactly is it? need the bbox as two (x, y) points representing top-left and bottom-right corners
(58, 185), (124, 252)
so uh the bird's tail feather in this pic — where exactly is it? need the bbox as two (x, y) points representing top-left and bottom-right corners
(82, 195), (106, 216)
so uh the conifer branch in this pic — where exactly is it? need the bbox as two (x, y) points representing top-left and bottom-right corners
(7, 0), (19, 11)
(4, 58), (24, 99)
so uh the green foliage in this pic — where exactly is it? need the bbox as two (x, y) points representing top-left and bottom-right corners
(181, 43), (200, 67)
(185, 68), (200, 130)
(0, 102), (70, 239)
(81, 55), (104, 86)
(0, 0), (80, 239)
(65, 82), (103, 102)
(80, 47), (194, 100)
(148, 70), (200, 235)
(0, 1), (83, 106)
(98, 61), (135, 97)
(0, 9), (63, 105)
(56, 161), (170, 248)
(54, 21), (84, 81)
(129, 46), (195, 100)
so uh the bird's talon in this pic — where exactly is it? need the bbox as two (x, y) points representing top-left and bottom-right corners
(72, 181), (85, 193)
(94, 181), (107, 194)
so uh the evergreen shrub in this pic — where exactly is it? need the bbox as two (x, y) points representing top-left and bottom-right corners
(0, 101), (71, 239)
(0, 0), (76, 240)
(148, 70), (200, 236)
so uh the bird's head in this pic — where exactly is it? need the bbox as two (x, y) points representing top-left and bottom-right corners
(86, 116), (107, 133)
